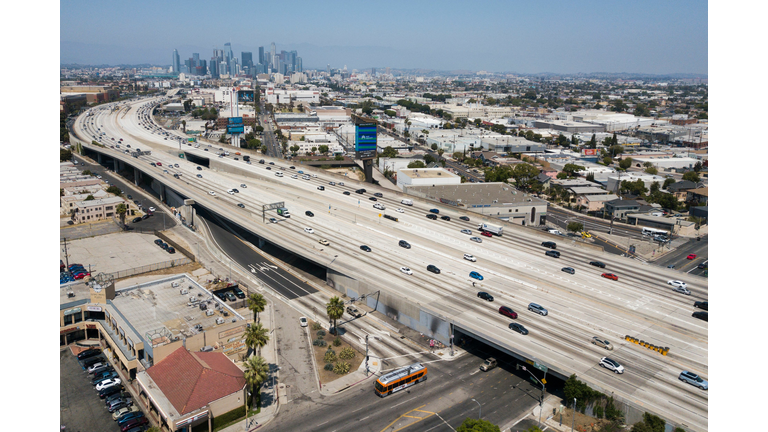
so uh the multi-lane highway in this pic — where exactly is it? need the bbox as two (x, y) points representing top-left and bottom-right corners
(72, 95), (709, 430)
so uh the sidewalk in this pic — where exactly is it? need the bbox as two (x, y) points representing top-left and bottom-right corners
(501, 394), (564, 432)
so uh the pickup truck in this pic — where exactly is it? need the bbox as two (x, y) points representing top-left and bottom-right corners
(479, 357), (497, 372)
(346, 306), (362, 318)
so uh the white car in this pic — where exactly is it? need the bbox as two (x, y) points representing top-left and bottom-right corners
(208, 191), (216, 196)
(148, 207), (156, 212)
(275, 172), (283, 177)
(373, 203), (385, 210)
(329, 181), (336, 186)
(400, 266), (413, 275)
(304, 227), (314, 234)
(96, 378), (121, 391)
(667, 280), (687, 289)
(87, 363), (104, 373)
(96, 175), (102, 179)
(461, 229), (472, 235)
(338, 182), (345, 186)
(599, 357), (624, 374)
(291, 174), (298, 179)
(299, 317), (308, 327)
(464, 254), (477, 262)
(311, 174), (318, 178)
(470, 236), (483, 243)
(396, 208), (404, 213)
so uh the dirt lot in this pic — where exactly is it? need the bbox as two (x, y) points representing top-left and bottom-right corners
(557, 408), (615, 432)
(307, 319), (364, 385)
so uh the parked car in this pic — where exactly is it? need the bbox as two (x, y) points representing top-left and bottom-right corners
(96, 378), (122, 391)
(508, 323), (529, 335)
(477, 292), (494, 301)
(120, 417), (148, 432)
(87, 363), (106, 373)
(499, 306), (517, 319)
(591, 337), (613, 350)
(112, 405), (140, 421)
(599, 357), (624, 374)
(78, 349), (102, 360)
(679, 371), (708, 390)
(299, 317), (308, 327)
(116, 411), (144, 425)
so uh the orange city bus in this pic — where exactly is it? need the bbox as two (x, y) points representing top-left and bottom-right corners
(374, 362), (428, 397)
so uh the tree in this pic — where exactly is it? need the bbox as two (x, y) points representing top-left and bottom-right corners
(650, 181), (660, 193)
(556, 134), (569, 147)
(219, 134), (227, 143)
(619, 157), (633, 171)
(384, 109), (396, 117)
(245, 322), (270, 357)
(620, 179), (648, 196)
(260, 145), (268, 154)
(290, 145), (300, 156)
(608, 145), (624, 156)
(106, 185), (121, 195)
(631, 413), (665, 432)
(682, 171), (701, 183)
(456, 418), (501, 432)
(181, 120), (186, 133)
(588, 134), (597, 148)
(424, 154), (436, 165)
(474, 118), (482, 127)
(326, 296), (345, 335)
(82, 169), (92, 176)
(115, 203), (127, 226)
(567, 222), (584, 233)
(311, 146), (317, 155)
(437, 148), (445, 158)
(85, 195), (95, 201)
(431, 143), (438, 151)
(644, 166), (658, 175)
(556, 172), (567, 179)
(318, 144), (329, 156)
(381, 146), (398, 158)
(60, 148), (73, 162)
(248, 293), (267, 324)
(510, 163), (540, 190)
(407, 160), (426, 169)
(570, 134), (579, 146)
(243, 355), (269, 410)
(602, 156), (613, 165)
(663, 178), (675, 189)
(693, 161), (703, 172)
(562, 163), (585, 178)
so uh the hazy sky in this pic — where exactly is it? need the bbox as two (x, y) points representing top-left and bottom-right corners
(60, 0), (707, 74)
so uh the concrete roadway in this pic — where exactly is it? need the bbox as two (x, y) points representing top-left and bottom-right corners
(73, 98), (709, 430)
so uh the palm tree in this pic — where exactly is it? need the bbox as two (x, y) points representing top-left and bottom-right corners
(243, 355), (269, 416)
(245, 322), (270, 357)
(248, 293), (267, 324)
(115, 203), (127, 227)
(326, 296), (344, 335)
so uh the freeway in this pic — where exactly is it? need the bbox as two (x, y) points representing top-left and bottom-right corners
(73, 96), (709, 430)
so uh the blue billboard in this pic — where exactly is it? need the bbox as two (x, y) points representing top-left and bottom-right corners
(227, 117), (244, 134)
(355, 123), (377, 158)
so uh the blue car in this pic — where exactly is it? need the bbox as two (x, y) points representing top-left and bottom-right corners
(429, 209), (440, 214)
(298, 170), (304, 174)
(470, 271), (484, 281)
(117, 411), (144, 425)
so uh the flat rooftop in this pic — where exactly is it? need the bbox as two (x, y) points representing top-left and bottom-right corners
(400, 168), (460, 179)
(406, 182), (547, 207)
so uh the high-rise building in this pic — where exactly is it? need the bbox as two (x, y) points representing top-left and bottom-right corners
(297, 57), (303, 73)
(242, 52), (253, 74)
(327, 64), (330, 75)
(172, 49), (180, 73)
(258, 46), (265, 65)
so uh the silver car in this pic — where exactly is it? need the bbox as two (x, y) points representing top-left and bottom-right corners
(679, 370), (708, 390)
(470, 236), (483, 243)
(591, 336), (613, 350)
(599, 357), (624, 374)
(528, 303), (548, 316)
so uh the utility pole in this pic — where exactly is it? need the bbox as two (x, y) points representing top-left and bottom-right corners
(365, 334), (369, 376)
(61, 237), (70, 268)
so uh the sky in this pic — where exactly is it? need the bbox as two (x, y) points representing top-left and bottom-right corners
(60, 0), (707, 74)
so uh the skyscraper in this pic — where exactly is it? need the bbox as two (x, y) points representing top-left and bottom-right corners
(242, 52), (253, 74)
(172, 49), (180, 73)
(224, 42), (233, 74)
(258, 46), (265, 65)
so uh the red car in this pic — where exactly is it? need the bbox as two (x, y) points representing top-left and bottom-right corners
(601, 273), (618, 281)
(120, 417), (148, 432)
(686, 254), (697, 260)
(499, 306), (518, 319)
(73, 272), (90, 280)
(481, 231), (493, 237)
(156, 162), (162, 166)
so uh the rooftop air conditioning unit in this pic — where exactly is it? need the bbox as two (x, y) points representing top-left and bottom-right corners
(206, 310), (215, 317)
(179, 289), (188, 295)
(189, 296), (199, 303)
(215, 317), (225, 324)
(171, 282), (180, 288)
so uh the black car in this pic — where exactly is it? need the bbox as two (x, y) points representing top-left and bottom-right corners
(233, 287), (246, 299)
(126, 194), (132, 200)
(697, 262), (707, 269)
(508, 323), (529, 335)
(477, 292), (494, 302)
(374, 192), (383, 197)
(290, 166), (295, 169)
(197, 174), (202, 178)
(305, 211), (314, 217)
(427, 265), (441, 274)
(589, 261), (606, 268)
(441, 215), (451, 221)
(259, 159), (265, 164)
(266, 167), (272, 170)
(99, 384), (123, 399)
(360, 245), (372, 252)
(77, 349), (102, 360)
(692, 311), (708, 321)
(459, 216), (470, 221)
(561, 267), (575, 275)
(197, 166), (203, 170)
(141, 214), (150, 220)
(694, 301), (708, 311)
(343, 191), (351, 195)
(356, 189), (366, 194)
(269, 162), (274, 165)
(545, 250), (561, 258)
(399, 240), (411, 249)
(167, 247), (175, 254)
(369, 197), (377, 201)
(541, 241), (557, 249)
(131, 217), (142, 223)
(237, 203), (245, 208)
(426, 214), (438, 220)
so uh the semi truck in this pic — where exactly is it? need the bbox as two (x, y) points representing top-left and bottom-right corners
(478, 223), (503, 236)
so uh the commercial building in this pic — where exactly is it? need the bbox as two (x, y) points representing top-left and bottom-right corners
(61, 85), (120, 104)
(626, 214), (697, 237)
(264, 87), (319, 104)
(605, 172), (666, 194)
(403, 182), (548, 226)
(71, 196), (125, 224)
(396, 168), (461, 190)
(532, 119), (605, 133)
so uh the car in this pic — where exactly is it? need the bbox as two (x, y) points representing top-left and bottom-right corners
(338, 182), (345, 186)
(167, 247), (175, 254)
(697, 262), (707, 269)
(470, 271), (484, 280)
(98, 384), (123, 399)
(78, 349), (102, 360)
(429, 209), (439, 214)
(481, 231), (493, 237)
(499, 306), (518, 319)
(126, 194), (132, 200)
(541, 241), (557, 249)
(369, 197), (377, 201)
(266, 166), (271, 170)
(591, 337), (613, 350)
(470, 236), (483, 243)
(427, 264), (441, 274)
(441, 215), (451, 221)
(400, 266), (413, 275)
(589, 261), (606, 268)
(687, 254), (697, 260)
(459, 229), (472, 235)
(197, 166), (202, 170)
(398, 240), (411, 249)
(299, 317), (308, 327)
(343, 191), (351, 195)
(692, 311), (708, 321)
(88, 362), (106, 373)
(297, 170), (303, 173)
(477, 291), (494, 301)
(112, 406), (140, 421)
(599, 357), (624, 374)
(304, 227), (314, 234)
(601, 273), (619, 281)
(197, 174), (202, 178)
(107, 399), (132, 413)
(232, 189), (239, 193)
(545, 250), (561, 258)
(269, 162), (274, 165)
(360, 245), (372, 252)
(305, 211), (314, 217)
(374, 192), (383, 197)
(668, 280), (690, 294)
(240, 184), (247, 188)
(459, 216), (470, 221)
(561, 267), (575, 274)
(694, 301), (708, 310)
(426, 214), (438, 220)
(291, 174), (298, 179)
(667, 264), (676, 269)
(224, 292), (236, 302)
(329, 181), (336, 186)
(131, 217), (142, 223)
(141, 214), (150, 220)
(156, 162), (162, 166)
(528, 303), (548, 316)
(237, 203), (245, 208)
(208, 191), (216, 196)
(269, 218), (278, 223)
(508, 323), (529, 335)
(464, 254), (476, 262)
(373, 203), (385, 210)
(120, 417), (148, 432)
(679, 371), (708, 390)
(93, 372), (118, 386)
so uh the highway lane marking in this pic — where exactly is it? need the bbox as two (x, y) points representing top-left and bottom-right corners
(391, 396), (419, 409)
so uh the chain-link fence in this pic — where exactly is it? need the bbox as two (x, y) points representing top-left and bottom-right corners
(106, 258), (191, 280)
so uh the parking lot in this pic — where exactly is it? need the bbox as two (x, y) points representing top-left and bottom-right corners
(60, 348), (121, 431)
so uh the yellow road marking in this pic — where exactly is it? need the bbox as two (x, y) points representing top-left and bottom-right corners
(379, 404), (437, 432)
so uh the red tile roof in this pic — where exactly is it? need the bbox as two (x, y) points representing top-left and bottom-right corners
(147, 348), (245, 415)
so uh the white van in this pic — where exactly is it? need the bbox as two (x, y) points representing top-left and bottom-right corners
(548, 229), (563, 236)
(401, 199), (413, 206)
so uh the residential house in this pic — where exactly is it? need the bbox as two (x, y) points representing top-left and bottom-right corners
(686, 187), (708, 205)
(604, 199), (642, 219)
(666, 180), (698, 202)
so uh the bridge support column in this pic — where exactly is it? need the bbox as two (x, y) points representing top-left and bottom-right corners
(159, 183), (166, 204)
(97, 153), (102, 164)
(258, 238), (265, 249)
(134, 168), (140, 186)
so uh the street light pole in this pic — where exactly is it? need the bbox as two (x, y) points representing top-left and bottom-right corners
(471, 398), (481, 420)
(572, 398), (576, 432)
(521, 366), (546, 428)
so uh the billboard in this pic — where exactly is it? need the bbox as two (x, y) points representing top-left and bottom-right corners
(355, 123), (377, 159)
(582, 148), (597, 156)
(227, 117), (244, 134)
(237, 90), (255, 102)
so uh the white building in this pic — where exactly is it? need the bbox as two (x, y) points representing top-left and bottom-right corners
(265, 87), (319, 104)
(396, 168), (461, 191)
(606, 172), (666, 193)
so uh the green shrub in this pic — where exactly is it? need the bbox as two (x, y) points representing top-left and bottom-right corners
(594, 405), (604, 419)
(324, 363), (334, 371)
(323, 349), (337, 363)
(339, 347), (355, 360)
(312, 339), (327, 347)
(316, 330), (326, 337)
(333, 361), (351, 375)
(333, 337), (341, 347)
(311, 322), (322, 330)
